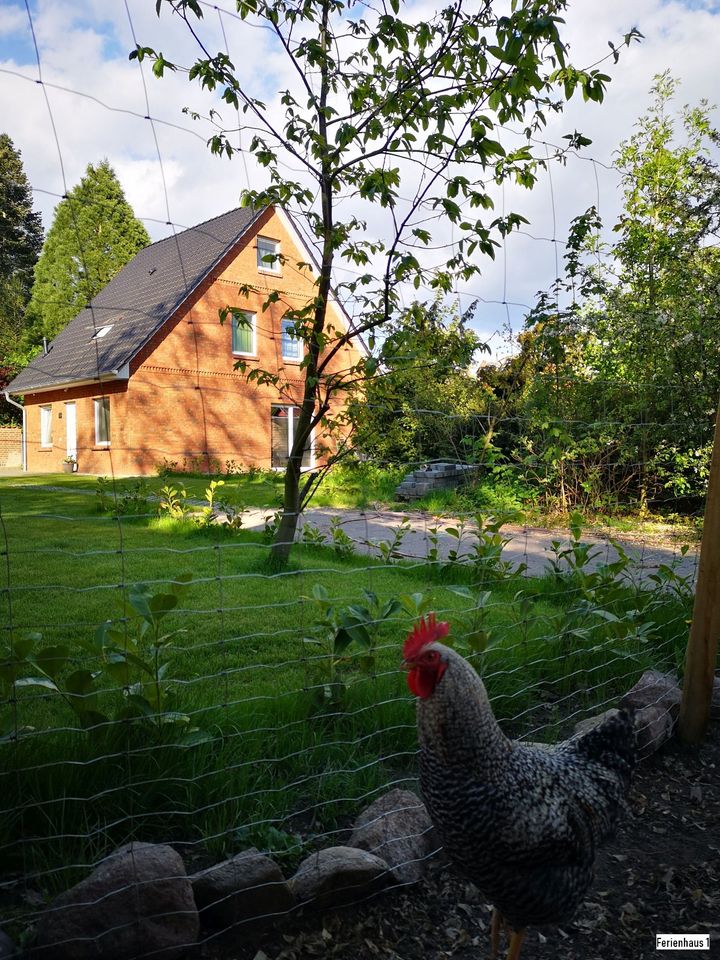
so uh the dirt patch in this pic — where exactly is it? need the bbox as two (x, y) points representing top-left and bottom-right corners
(209, 721), (719, 960)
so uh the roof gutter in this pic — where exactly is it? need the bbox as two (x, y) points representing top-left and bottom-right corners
(6, 365), (130, 397)
(3, 391), (26, 472)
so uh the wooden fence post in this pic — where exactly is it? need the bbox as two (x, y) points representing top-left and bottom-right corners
(678, 393), (720, 744)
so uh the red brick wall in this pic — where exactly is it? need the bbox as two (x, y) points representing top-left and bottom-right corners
(0, 427), (22, 469)
(24, 380), (129, 474)
(23, 209), (362, 476)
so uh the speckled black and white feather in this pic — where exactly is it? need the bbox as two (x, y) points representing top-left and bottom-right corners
(416, 643), (635, 930)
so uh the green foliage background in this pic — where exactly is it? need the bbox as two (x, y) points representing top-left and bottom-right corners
(25, 159), (150, 344)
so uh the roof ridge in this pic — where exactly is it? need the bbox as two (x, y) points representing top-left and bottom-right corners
(144, 204), (265, 251)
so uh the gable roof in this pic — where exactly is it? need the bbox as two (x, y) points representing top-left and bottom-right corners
(8, 205), (265, 394)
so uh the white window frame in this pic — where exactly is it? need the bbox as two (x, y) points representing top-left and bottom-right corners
(91, 324), (113, 340)
(40, 404), (52, 449)
(271, 405), (314, 471)
(231, 311), (257, 357)
(257, 236), (281, 276)
(281, 318), (302, 362)
(94, 397), (111, 447)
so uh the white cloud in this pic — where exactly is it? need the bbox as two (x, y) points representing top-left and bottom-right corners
(0, 5), (26, 36)
(2, 0), (719, 355)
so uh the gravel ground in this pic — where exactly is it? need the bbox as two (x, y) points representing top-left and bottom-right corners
(209, 719), (719, 960)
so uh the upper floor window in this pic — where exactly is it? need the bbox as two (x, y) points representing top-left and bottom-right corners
(257, 236), (281, 275)
(232, 311), (256, 356)
(40, 405), (52, 448)
(94, 397), (111, 447)
(281, 318), (301, 361)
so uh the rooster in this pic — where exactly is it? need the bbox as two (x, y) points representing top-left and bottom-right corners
(403, 614), (635, 960)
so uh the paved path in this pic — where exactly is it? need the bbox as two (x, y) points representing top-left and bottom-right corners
(242, 506), (699, 583)
(9, 484), (699, 582)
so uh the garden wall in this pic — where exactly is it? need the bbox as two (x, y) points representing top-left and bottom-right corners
(0, 426), (21, 470)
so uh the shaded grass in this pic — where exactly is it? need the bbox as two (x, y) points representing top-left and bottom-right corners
(0, 477), (691, 902)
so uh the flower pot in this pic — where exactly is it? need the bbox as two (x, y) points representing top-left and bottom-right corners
(63, 462), (75, 473)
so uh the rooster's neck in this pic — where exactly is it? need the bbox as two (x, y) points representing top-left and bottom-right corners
(417, 653), (511, 774)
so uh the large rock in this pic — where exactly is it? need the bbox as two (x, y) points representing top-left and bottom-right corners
(290, 846), (390, 909)
(573, 708), (621, 737)
(191, 847), (293, 930)
(619, 670), (682, 718)
(634, 704), (675, 759)
(33, 842), (198, 960)
(349, 789), (436, 885)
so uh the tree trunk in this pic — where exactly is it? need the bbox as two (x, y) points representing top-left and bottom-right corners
(269, 0), (333, 567)
(271, 458), (302, 564)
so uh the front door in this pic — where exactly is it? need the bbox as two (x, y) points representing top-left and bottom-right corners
(65, 402), (77, 460)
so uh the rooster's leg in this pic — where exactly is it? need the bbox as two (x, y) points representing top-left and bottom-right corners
(490, 908), (505, 959)
(505, 928), (526, 960)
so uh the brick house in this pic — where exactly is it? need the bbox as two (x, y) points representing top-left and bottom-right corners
(6, 206), (362, 475)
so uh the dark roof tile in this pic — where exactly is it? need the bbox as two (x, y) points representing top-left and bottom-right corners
(8, 206), (264, 393)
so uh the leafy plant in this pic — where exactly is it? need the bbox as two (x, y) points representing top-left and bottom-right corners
(301, 521), (328, 548)
(328, 516), (355, 559)
(95, 574), (208, 743)
(467, 513), (522, 584)
(158, 483), (189, 519)
(545, 511), (603, 582)
(0, 631), (104, 739)
(374, 516), (411, 564)
(197, 479), (225, 527)
(95, 477), (151, 516)
(302, 585), (401, 711)
(446, 585), (496, 659)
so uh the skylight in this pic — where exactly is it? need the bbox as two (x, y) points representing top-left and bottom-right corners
(91, 325), (113, 340)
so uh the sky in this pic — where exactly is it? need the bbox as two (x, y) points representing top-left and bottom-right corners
(1, 0), (720, 357)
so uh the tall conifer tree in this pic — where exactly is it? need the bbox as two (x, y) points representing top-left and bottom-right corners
(27, 160), (150, 342)
(0, 133), (43, 358)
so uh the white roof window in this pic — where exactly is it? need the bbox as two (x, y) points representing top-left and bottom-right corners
(91, 324), (113, 340)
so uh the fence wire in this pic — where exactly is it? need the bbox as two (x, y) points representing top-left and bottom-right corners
(0, 2), (712, 958)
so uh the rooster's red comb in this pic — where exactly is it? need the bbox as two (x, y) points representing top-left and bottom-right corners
(403, 613), (450, 660)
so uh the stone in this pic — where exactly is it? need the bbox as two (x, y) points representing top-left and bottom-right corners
(619, 670), (682, 718)
(191, 847), (293, 931)
(573, 708), (621, 737)
(33, 842), (198, 960)
(349, 789), (436, 885)
(0, 931), (16, 959)
(633, 703), (675, 759)
(289, 846), (389, 909)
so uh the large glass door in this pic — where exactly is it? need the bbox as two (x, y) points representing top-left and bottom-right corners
(271, 406), (312, 469)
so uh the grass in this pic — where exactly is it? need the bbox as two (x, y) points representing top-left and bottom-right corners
(0, 474), (693, 911)
(7, 465), (702, 543)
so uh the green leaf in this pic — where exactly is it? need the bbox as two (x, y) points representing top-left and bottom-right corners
(32, 645), (70, 679)
(14, 635), (39, 659)
(149, 593), (179, 619)
(128, 584), (153, 621)
(15, 676), (59, 693)
(447, 585), (474, 600)
(65, 670), (97, 698)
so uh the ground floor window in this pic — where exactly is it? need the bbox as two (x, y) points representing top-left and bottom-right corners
(40, 404), (52, 448)
(271, 405), (312, 469)
(94, 397), (111, 446)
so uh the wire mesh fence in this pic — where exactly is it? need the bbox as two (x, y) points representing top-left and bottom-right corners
(0, 443), (699, 955)
(2, 1), (717, 957)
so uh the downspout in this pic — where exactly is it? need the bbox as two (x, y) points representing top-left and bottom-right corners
(3, 392), (26, 472)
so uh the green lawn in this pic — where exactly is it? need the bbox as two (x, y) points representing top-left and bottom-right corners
(0, 475), (691, 907)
